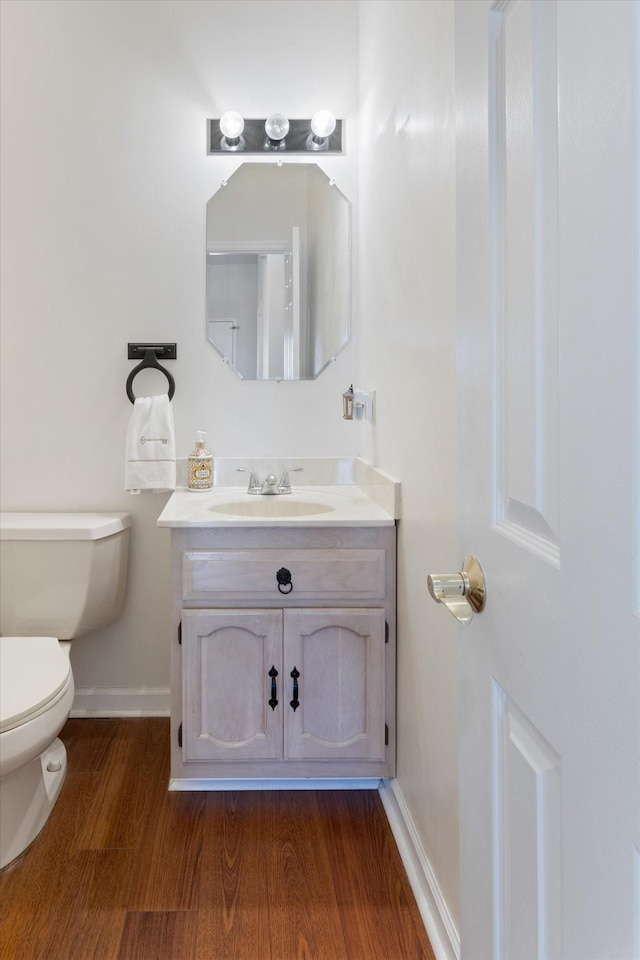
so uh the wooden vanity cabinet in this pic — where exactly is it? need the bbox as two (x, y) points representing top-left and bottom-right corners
(169, 525), (396, 785)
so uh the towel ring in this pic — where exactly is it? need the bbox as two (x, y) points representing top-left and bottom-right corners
(126, 346), (176, 404)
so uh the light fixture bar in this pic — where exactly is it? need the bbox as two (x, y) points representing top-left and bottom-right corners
(207, 117), (343, 155)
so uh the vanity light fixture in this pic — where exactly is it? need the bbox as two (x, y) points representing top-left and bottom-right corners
(264, 113), (290, 150)
(307, 110), (337, 151)
(208, 113), (343, 154)
(219, 111), (245, 151)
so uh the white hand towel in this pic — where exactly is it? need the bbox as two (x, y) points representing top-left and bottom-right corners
(125, 395), (176, 494)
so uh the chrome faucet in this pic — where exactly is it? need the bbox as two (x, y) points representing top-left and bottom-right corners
(236, 467), (261, 494)
(237, 466), (303, 495)
(260, 473), (279, 495)
(277, 467), (303, 494)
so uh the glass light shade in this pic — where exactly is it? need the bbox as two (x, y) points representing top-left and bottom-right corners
(220, 111), (245, 139)
(265, 114), (290, 141)
(311, 110), (336, 139)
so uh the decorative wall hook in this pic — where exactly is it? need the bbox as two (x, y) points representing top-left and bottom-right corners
(342, 385), (374, 422)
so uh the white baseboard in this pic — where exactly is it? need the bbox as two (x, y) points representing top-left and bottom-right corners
(379, 778), (460, 960)
(169, 777), (382, 791)
(70, 686), (170, 717)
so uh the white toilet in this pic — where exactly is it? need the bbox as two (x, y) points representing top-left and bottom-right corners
(0, 512), (131, 869)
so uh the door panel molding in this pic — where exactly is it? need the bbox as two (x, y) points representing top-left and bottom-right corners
(490, 0), (560, 566)
(492, 680), (561, 960)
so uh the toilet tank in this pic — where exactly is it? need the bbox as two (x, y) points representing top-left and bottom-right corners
(0, 513), (131, 640)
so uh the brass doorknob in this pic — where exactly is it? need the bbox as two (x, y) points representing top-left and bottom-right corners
(427, 555), (486, 624)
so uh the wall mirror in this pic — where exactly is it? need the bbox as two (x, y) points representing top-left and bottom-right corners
(206, 163), (351, 380)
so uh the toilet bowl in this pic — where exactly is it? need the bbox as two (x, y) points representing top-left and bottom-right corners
(0, 637), (74, 868)
(0, 512), (131, 869)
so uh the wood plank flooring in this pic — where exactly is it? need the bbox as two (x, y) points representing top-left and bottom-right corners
(0, 718), (435, 960)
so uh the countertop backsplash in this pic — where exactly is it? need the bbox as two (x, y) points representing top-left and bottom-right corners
(173, 457), (400, 519)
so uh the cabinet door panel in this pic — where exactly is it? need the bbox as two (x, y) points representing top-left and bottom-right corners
(182, 609), (282, 761)
(284, 609), (386, 761)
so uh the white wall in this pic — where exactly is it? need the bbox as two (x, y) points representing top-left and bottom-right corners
(359, 0), (460, 934)
(1, 0), (461, 935)
(0, 0), (360, 694)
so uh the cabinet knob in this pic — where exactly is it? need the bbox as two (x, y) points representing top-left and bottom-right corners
(276, 567), (293, 594)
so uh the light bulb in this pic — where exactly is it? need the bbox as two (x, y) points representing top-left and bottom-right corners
(265, 113), (290, 141)
(310, 110), (336, 139)
(219, 111), (245, 140)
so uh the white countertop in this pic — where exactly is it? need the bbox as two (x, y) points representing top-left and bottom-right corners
(157, 484), (397, 528)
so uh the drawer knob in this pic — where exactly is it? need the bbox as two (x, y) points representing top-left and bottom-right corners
(276, 567), (293, 594)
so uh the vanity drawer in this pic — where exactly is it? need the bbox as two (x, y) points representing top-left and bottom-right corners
(182, 548), (386, 602)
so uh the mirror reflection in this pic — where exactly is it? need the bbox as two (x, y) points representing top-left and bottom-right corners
(206, 163), (350, 380)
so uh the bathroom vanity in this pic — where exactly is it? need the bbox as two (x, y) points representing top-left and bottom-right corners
(158, 460), (399, 789)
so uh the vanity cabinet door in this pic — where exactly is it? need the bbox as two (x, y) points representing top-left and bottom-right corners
(182, 609), (283, 761)
(283, 608), (386, 762)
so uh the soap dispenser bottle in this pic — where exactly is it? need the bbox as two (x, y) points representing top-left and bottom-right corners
(188, 431), (213, 491)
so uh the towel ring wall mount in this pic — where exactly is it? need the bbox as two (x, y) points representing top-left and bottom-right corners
(126, 343), (177, 404)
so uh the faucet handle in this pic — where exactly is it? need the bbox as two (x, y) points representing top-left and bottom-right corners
(278, 467), (303, 494)
(236, 467), (261, 494)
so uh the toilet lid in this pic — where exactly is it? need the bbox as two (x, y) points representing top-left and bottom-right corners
(0, 636), (72, 733)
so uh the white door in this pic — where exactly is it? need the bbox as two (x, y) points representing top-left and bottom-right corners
(454, 2), (639, 958)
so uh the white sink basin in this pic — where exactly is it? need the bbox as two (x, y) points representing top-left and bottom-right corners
(208, 499), (336, 518)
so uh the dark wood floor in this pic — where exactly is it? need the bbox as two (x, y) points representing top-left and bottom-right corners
(0, 718), (435, 960)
